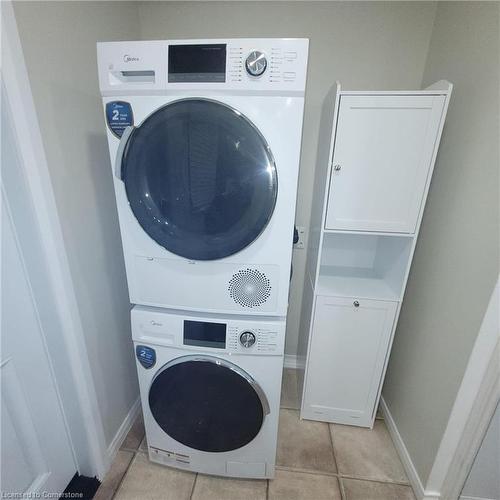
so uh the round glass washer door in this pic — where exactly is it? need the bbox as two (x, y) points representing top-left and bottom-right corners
(148, 356), (269, 453)
(121, 98), (277, 261)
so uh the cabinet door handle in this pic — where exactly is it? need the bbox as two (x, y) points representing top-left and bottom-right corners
(334, 164), (342, 172)
(353, 300), (360, 307)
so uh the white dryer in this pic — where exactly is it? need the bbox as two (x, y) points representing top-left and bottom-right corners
(131, 306), (285, 478)
(97, 39), (308, 316)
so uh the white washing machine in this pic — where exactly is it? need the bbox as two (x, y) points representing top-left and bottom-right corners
(97, 39), (308, 316)
(132, 306), (285, 478)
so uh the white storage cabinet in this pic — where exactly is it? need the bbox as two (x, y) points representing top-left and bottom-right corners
(298, 82), (452, 428)
(325, 95), (446, 233)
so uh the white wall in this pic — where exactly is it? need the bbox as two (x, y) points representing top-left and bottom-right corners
(136, 0), (438, 355)
(13, 1), (141, 447)
(383, 1), (500, 486)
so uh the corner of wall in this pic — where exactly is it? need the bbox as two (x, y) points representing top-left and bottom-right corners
(380, 397), (426, 499)
(419, 1), (440, 89)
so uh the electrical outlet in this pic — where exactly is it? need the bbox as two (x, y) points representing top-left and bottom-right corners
(294, 226), (306, 249)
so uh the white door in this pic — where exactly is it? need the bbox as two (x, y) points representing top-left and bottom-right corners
(302, 295), (397, 428)
(1, 105), (76, 496)
(325, 94), (446, 233)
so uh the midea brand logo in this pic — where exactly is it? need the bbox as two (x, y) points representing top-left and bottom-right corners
(123, 54), (139, 63)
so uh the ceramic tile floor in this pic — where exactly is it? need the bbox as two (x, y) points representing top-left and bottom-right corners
(95, 369), (415, 500)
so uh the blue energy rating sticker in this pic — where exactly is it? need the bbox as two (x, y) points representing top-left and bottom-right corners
(106, 101), (133, 138)
(136, 345), (156, 369)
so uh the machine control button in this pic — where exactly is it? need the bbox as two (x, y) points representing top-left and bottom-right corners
(239, 331), (257, 348)
(245, 51), (267, 77)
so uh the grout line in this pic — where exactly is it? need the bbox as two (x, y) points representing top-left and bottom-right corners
(274, 464), (410, 487)
(136, 436), (148, 455)
(279, 404), (301, 410)
(120, 445), (142, 453)
(275, 465), (346, 499)
(279, 407), (300, 415)
(110, 450), (137, 500)
(338, 476), (347, 500)
(265, 479), (269, 500)
(189, 473), (198, 500)
(337, 473), (411, 487)
(328, 422), (340, 476)
(328, 423), (345, 499)
(275, 463), (410, 487)
(275, 465), (339, 478)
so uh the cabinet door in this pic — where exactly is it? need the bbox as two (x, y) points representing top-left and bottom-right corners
(302, 295), (397, 427)
(325, 95), (445, 233)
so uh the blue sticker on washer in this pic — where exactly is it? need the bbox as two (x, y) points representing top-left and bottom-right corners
(106, 101), (133, 138)
(136, 345), (156, 369)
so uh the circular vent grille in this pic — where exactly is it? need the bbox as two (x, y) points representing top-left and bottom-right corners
(228, 268), (271, 308)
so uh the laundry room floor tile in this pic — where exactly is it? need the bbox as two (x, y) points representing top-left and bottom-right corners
(138, 436), (148, 454)
(342, 478), (416, 500)
(191, 474), (267, 500)
(120, 412), (145, 452)
(280, 368), (300, 410)
(277, 409), (336, 473)
(330, 420), (408, 483)
(269, 469), (341, 500)
(94, 450), (134, 500)
(114, 453), (195, 500)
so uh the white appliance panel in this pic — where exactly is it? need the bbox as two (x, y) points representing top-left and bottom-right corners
(97, 39), (308, 95)
(132, 306), (285, 478)
(98, 38), (308, 315)
(104, 93), (304, 315)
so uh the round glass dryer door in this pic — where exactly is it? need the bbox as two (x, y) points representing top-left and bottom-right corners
(121, 99), (277, 260)
(148, 356), (269, 453)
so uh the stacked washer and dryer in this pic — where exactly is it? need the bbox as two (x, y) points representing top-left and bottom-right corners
(97, 39), (308, 479)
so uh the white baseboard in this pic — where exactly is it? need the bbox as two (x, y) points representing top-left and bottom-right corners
(460, 496), (498, 500)
(380, 396), (434, 500)
(106, 397), (142, 464)
(283, 354), (305, 370)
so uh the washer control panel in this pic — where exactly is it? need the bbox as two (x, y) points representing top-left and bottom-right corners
(227, 325), (280, 353)
(227, 41), (307, 88)
(132, 306), (286, 356)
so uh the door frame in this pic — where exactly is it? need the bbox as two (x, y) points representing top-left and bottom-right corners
(422, 278), (499, 500)
(2, 0), (109, 478)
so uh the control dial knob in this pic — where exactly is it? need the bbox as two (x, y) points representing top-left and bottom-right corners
(245, 51), (267, 77)
(239, 331), (256, 348)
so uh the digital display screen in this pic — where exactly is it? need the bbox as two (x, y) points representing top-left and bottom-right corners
(183, 320), (226, 349)
(168, 44), (226, 83)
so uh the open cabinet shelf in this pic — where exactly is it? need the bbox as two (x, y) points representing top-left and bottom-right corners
(316, 232), (413, 302)
(317, 266), (399, 301)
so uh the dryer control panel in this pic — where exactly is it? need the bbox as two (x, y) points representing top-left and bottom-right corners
(131, 306), (286, 356)
(97, 38), (308, 96)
